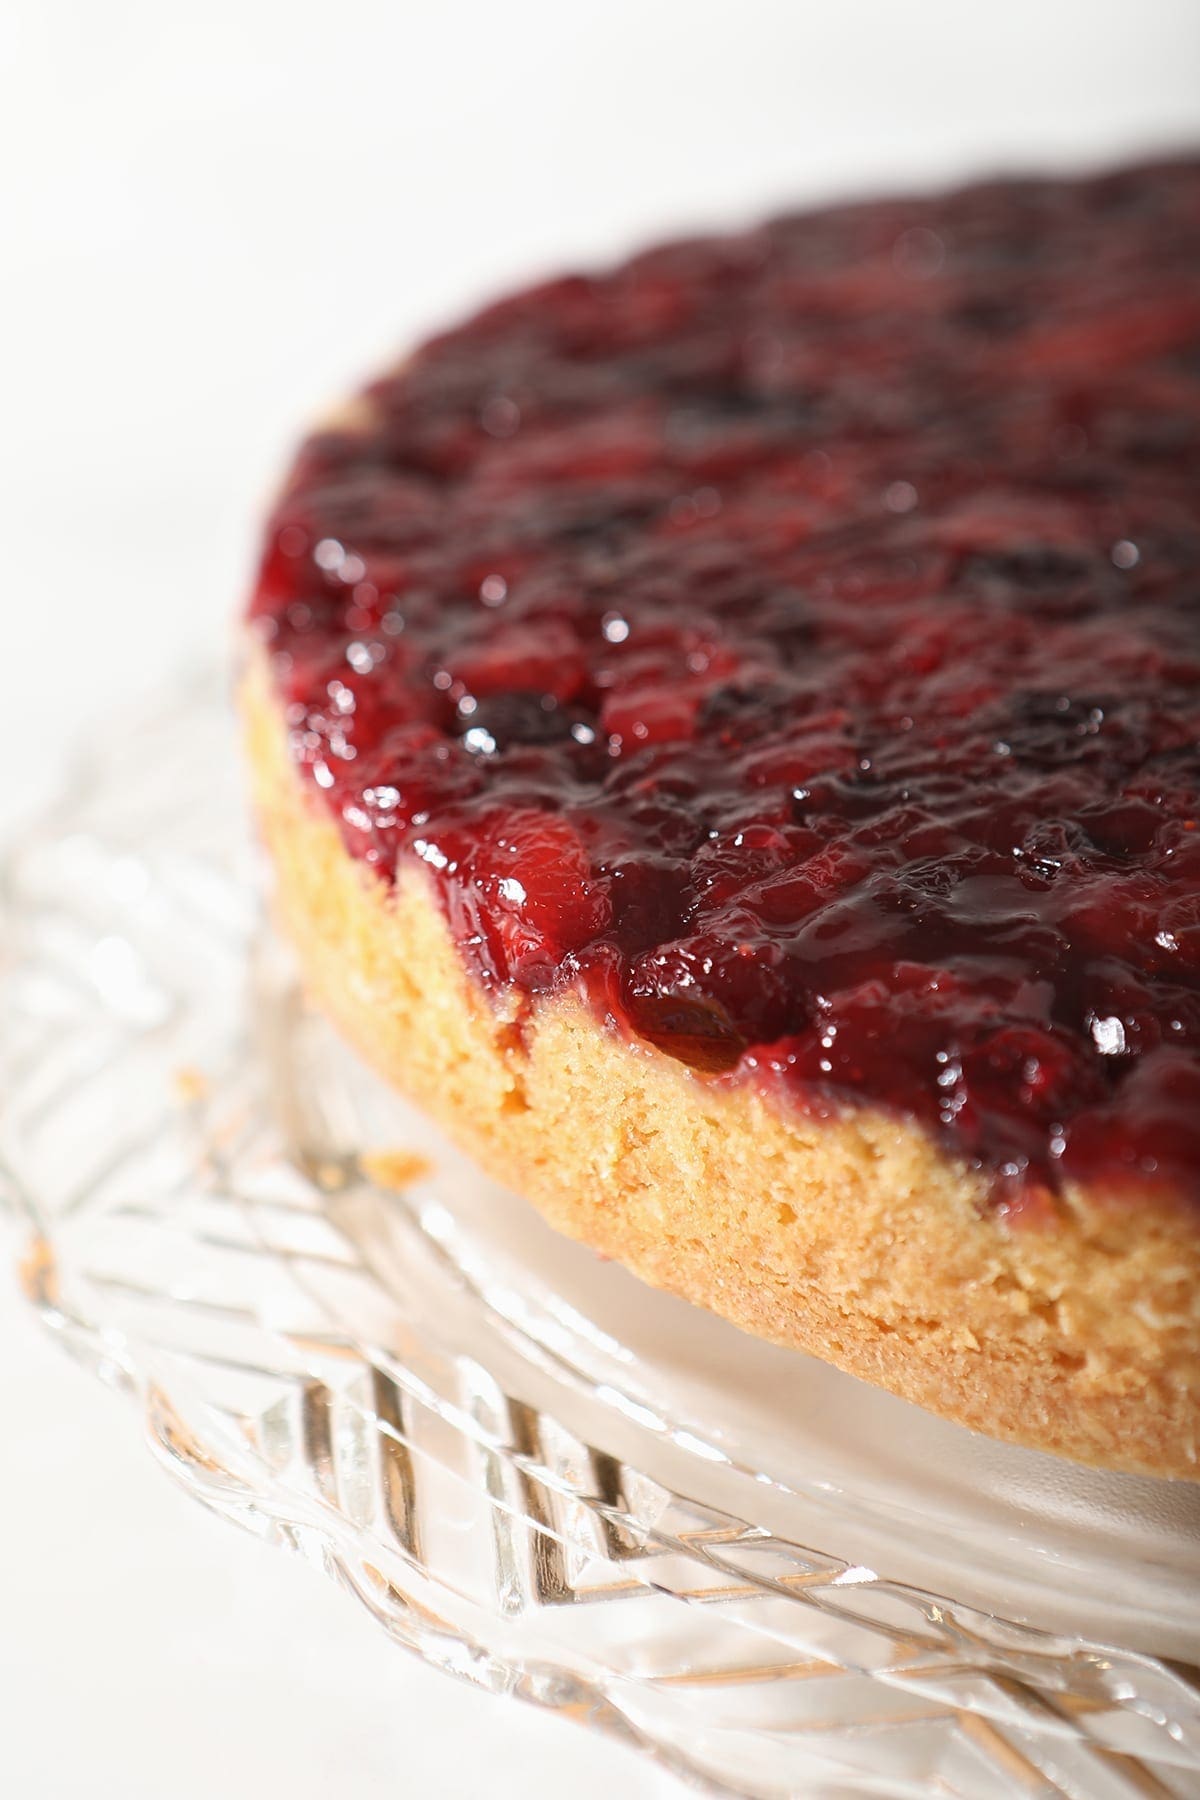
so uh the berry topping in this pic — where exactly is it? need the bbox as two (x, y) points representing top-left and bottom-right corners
(250, 158), (1200, 1211)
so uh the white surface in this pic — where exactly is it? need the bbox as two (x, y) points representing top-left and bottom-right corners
(1, 3), (1197, 1795)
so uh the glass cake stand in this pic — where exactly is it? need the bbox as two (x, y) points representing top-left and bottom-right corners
(2, 676), (1198, 1799)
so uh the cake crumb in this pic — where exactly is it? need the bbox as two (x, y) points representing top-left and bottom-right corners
(361, 1148), (432, 1193)
(173, 1065), (208, 1104)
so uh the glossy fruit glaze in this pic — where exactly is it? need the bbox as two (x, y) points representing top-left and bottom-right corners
(249, 158), (1200, 1213)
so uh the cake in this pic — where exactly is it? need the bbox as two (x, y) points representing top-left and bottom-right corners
(243, 157), (1200, 1477)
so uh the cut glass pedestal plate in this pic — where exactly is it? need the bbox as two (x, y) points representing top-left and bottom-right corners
(2, 678), (1199, 1799)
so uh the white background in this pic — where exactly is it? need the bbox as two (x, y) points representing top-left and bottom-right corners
(2, 3), (1197, 1795)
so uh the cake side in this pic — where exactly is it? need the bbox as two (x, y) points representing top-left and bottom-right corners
(243, 651), (1200, 1477)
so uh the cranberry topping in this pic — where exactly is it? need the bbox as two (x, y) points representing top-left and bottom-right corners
(250, 159), (1200, 1212)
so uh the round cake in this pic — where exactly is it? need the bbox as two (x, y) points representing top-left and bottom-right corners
(244, 157), (1200, 1477)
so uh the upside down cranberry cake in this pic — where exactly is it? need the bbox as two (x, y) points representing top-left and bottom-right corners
(244, 158), (1200, 1475)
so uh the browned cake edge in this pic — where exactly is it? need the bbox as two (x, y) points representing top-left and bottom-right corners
(242, 650), (1200, 1477)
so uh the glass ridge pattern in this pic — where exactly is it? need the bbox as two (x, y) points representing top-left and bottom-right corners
(2, 684), (1199, 1799)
